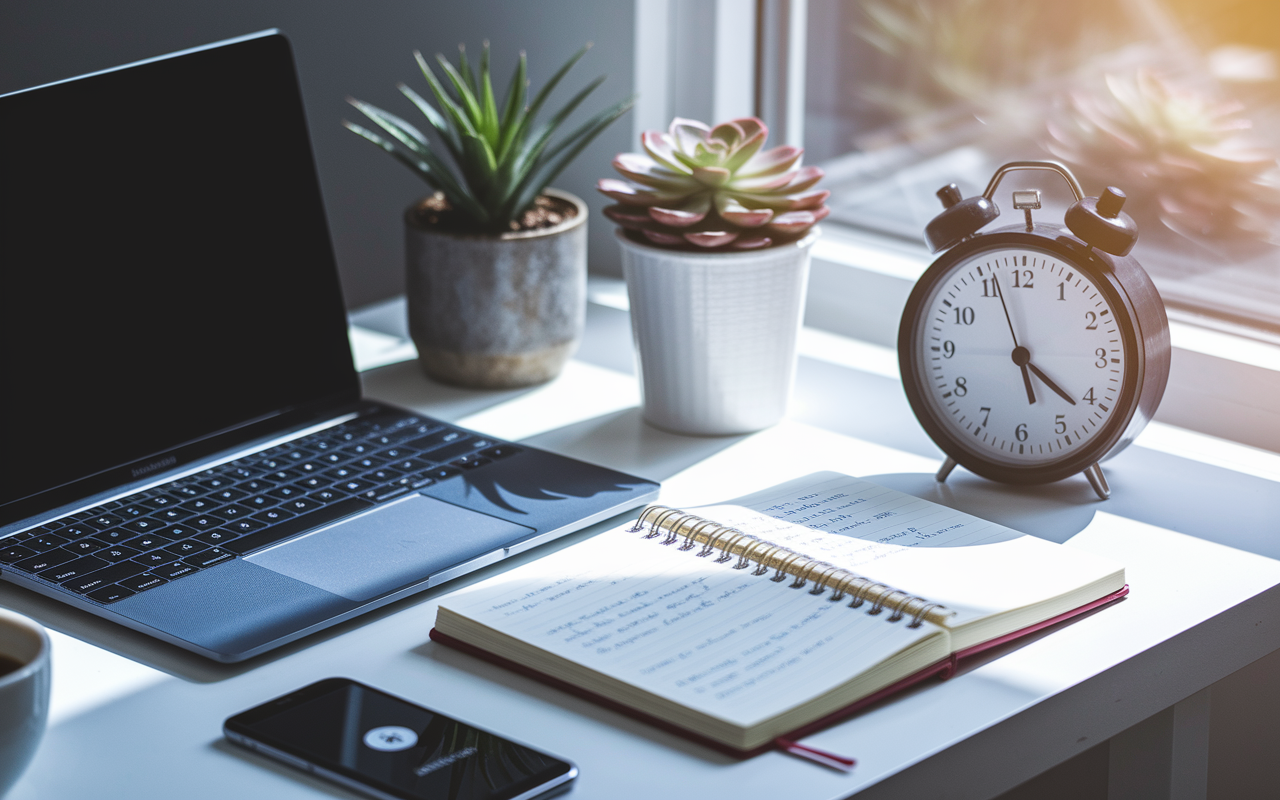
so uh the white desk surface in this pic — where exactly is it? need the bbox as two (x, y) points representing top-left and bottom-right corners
(8, 319), (1280, 800)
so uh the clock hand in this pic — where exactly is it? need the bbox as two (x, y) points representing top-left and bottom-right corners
(992, 274), (1021, 348)
(1011, 345), (1036, 405)
(1027, 362), (1077, 406)
(993, 274), (1036, 405)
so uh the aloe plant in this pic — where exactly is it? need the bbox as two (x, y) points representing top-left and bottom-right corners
(599, 117), (828, 250)
(345, 42), (634, 234)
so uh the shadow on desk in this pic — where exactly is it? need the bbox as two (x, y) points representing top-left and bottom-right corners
(869, 472), (1099, 544)
(521, 407), (747, 482)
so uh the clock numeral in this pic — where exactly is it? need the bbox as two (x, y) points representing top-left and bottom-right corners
(942, 340), (956, 358)
(954, 377), (968, 397)
(1012, 269), (1034, 289)
(1085, 311), (1098, 330)
(981, 279), (995, 298)
(1055, 414), (1067, 435)
(1015, 423), (1028, 442)
(1083, 388), (1097, 405)
(1095, 348), (1107, 368)
(953, 307), (975, 325)
(1057, 282), (1066, 301)
(979, 407), (991, 427)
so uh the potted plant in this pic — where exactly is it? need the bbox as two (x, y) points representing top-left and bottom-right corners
(345, 43), (633, 388)
(599, 117), (828, 434)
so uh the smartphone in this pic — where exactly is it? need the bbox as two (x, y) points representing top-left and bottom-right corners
(224, 678), (577, 800)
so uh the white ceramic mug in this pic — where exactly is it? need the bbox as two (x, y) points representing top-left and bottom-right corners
(0, 609), (50, 797)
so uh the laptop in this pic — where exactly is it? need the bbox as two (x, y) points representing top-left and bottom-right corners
(0, 30), (658, 662)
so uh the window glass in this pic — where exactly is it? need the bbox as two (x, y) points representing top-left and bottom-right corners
(806, 0), (1280, 334)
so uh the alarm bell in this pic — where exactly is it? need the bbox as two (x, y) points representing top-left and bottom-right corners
(924, 162), (1139, 257)
(923, 183), (998, 253)
(1065, 187), (1138, 256)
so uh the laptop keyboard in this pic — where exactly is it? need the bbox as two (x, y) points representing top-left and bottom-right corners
(0, 409), (520, 605)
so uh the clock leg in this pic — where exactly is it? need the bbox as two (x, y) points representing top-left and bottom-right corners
(1084, 463), (1110, 500)
(936, 457), (958, 483)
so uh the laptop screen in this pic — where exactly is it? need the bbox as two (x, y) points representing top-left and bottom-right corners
(0, 32), (359, 522)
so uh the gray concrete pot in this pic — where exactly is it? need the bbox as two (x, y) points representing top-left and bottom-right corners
(405, 188), (587, 389)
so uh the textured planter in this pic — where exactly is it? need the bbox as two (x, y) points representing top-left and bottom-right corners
(405, 188), (587, 389)
(618, 229), (818, 435)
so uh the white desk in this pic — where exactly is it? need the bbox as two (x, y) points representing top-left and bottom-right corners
(7, 300), (1280, 799)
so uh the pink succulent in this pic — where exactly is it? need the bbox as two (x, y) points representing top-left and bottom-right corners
(599, 117), (828, 250)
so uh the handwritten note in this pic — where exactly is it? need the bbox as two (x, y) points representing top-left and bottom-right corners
(437, 521), (943, 728)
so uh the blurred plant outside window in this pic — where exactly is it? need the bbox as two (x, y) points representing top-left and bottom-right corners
(805, 0), (1280, 338)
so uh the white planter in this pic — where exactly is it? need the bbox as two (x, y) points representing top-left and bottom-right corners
(618, 229), (818, 435)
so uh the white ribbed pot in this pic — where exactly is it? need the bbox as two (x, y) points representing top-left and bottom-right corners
(405, 188), (587, 389)
(618, 228), (818, 435)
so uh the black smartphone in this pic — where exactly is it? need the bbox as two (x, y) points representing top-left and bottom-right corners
(224, 678), (577, 800)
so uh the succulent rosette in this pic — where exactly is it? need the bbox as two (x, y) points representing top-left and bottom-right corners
(598, 117), (828, 250)
(1045, 71), (1280, 243)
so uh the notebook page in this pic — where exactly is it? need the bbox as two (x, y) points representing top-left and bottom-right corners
(436, 521), (942, 729)
(697, 473), (1124, 631)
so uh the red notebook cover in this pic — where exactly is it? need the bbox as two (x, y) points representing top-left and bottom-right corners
(429, 584), (1128, 767)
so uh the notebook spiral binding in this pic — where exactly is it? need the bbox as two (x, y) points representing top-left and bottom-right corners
(629, 505), (948, 628)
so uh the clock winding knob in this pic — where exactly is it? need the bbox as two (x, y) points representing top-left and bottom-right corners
(1065, 186), (1139, 257)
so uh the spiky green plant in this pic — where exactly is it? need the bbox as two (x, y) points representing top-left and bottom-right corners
(345, 42), (634, 234)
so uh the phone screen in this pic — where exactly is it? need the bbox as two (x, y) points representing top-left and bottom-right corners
(225, 679), (576, 800)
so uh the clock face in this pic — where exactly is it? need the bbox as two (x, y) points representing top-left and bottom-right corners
(904, 240), (1134, 472)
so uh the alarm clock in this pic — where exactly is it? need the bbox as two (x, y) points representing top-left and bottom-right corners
(898, 160), (1170, 500)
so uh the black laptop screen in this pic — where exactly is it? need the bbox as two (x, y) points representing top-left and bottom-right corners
(0, 33), (358, 518)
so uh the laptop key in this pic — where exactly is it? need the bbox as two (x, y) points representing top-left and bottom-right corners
(53, 523), (101, 539)
(64, 560), (148, 594)
(214, 504), (253, 520)
(164, 540), (209, 558)
(98, 545), (141, 562)
(27, 533), (70, 552)
(223, 519), (264, 535)
(155, 562), (200, 581)
(40, 555), (108, 584)
(92, 527), (135, 545)
(188, 515), (227, 530)
(194, 529), (239, 546)
(479, 444), (522, 460)
(183, 548), (234, 569)
(62, 539), (107, 556)
(133, 552), (179, 568)
(250, 508), (294, 525)
(13, 548), (78, 574)
(121, 518), (165, 534)
(86, 584), (137, 604)
(0, 545), (36, 563)
(223, 497), (374, 555)
(451, 455), (491, 470)
(119, 573), (168, 593)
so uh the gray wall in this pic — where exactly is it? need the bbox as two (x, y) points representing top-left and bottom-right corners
(2, 0), (637, 308)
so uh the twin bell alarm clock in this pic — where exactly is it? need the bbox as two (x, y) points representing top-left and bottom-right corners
(897, 160), (1170, 500)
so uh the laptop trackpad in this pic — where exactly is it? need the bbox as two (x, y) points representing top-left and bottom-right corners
(245, 494), (535, 602)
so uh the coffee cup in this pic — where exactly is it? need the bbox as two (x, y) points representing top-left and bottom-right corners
(0, 609), (50, 797)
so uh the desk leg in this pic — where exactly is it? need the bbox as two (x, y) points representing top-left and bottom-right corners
(1107, 689), (1211, 800)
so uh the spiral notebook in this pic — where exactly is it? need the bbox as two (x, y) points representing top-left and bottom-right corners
(430, 472), (1127, 765)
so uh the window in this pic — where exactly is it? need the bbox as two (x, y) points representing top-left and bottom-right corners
(802, 0), (1280, 338)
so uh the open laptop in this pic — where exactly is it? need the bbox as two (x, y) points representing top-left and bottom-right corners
(0, 30), (658, 662)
